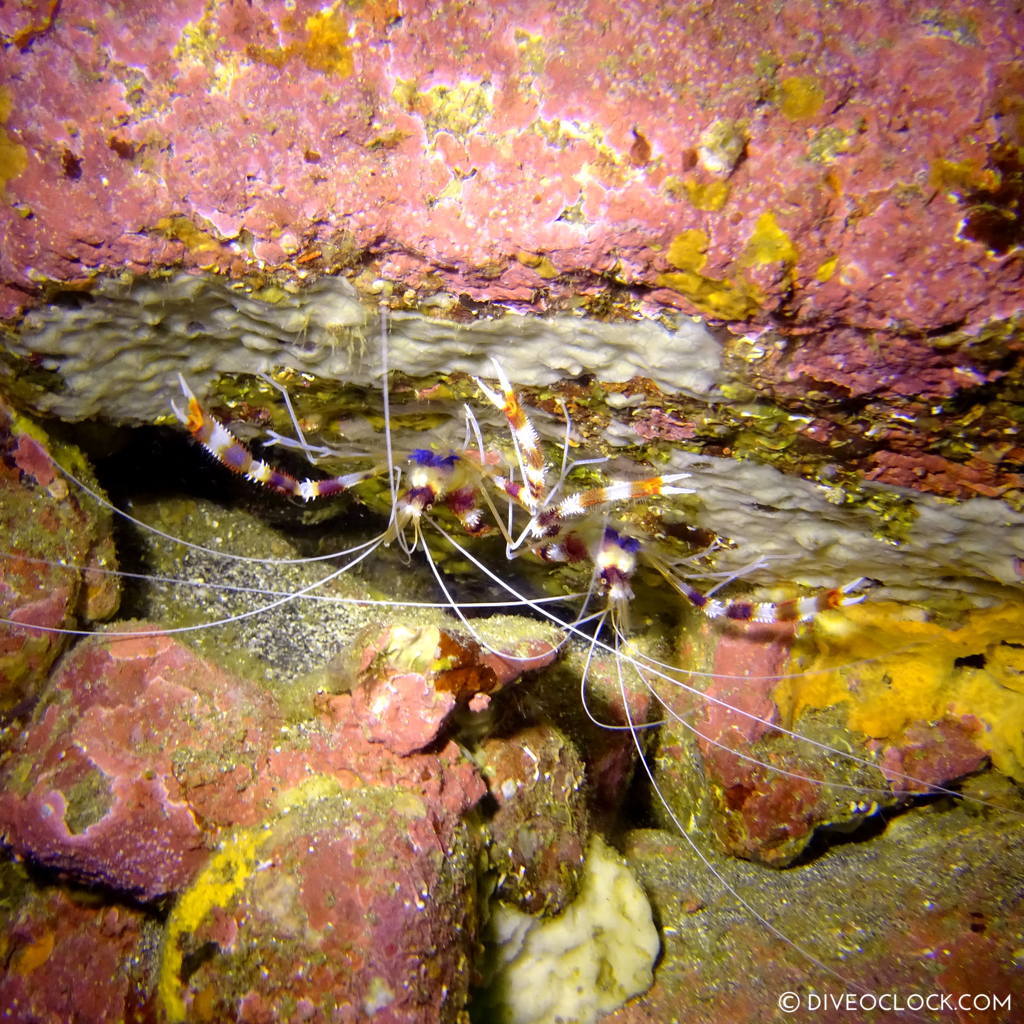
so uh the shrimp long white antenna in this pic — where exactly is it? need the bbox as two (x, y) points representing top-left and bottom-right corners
(255, 373), (335, 462)
(540, 395), (611, 508)
(7, 339), (1015, 1018)
(575, 607), (661, 734)
(461, 403), (488, 465)
(1, 538), (385, 641)
(544, 453), (610, 508)
(416, 523), (576, 665)
(0, 551), (587, 616)
(610, 623), (903, 801)
(430, 522), (997, 805)
(613, 650), (938, 1023)
(51, 456), (382, 567)
(379, 302), (401, 529)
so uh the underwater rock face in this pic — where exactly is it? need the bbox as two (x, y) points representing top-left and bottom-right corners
(0, 627), (274, 899)
(3, 2), (1024, 515)
(0, 6), (1021, 1011)
(0, 400), (118, 719)
(614, 807), (1024, 1024)
(159, 790), (478, 1024)
(1, 0), (1021, 340)
(0, 862), (157, 1023)
(651, 601), (1019, 866)
(477, 722), (590, 916)
(0, 624), (492, 902)
(650, 619), (880, 865)
(351, 622), (559, 756)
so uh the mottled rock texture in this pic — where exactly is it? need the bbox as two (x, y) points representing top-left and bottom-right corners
(613, 806), (1024, 1024)
(2, 1), (1024, 505)
(650, 601), (1023, 866)
(159, 790), (479, 1024)
(0, 623), (497, 901)
(0, 861), (158, 1024)
(1, 4), (1022, 1020)
(0, 398), (118, 718)
(1, 0), (1020, 329)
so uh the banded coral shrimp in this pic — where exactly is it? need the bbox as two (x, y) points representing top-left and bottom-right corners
(2, 303), (1023, 1024)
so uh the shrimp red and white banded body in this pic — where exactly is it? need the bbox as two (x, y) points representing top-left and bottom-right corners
(171, 361), (866, 634)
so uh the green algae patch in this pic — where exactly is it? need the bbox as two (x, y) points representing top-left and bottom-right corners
(159, 827), (266, 1022)
(393, 78), (494, 140)
(778, 601), (1024, 780)
(860, 489), (920, 545)
(808, 124), (857, 164)
(63, 769), (114, 835)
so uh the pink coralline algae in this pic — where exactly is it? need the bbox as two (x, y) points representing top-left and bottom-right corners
(0, 865), (157, 1023)
(0, 624), (499, 902)
(0, 0), (1021, 337)
(163, 790), (479, 1024)
(0, 617), (508, 1012)
(0, 628), (271, 900)
(349, 623), (558, 756)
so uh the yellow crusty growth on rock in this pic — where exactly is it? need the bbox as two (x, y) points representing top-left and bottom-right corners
(929, 157), (999, 195)
(665, 228), (709, 272)
(776, 601), (1024, 781)
(657, 215), (797, 320)
(814, 256), (838, 282)
(741, 211), (797, 267)
(302, 4), (354, 77)
(776, 75), (825, 120)
(657, 228), (761, 319)
(516, 251), (561, 279)
(682, 177), (731, 212)
(159, 828), (265, 1022)
(153, 216), (222, 259)
(0, 87), (28, 196)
